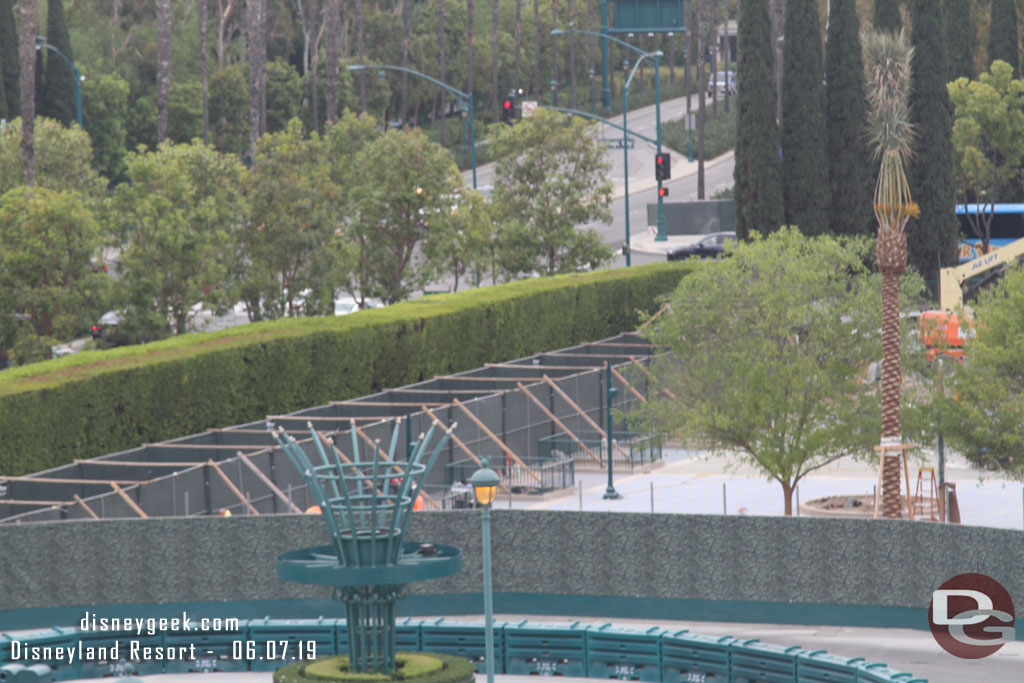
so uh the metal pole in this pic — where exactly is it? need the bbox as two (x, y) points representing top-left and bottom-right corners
(603, 361), (621, 499)
(600, 0), (610, 107)
(937, 432), (945, 494)
(579, 480), (583, 510)
(722, 483), (726, 514)
(654, 56), (665, 241)
(795, 485), (800, 516)
(73, 66), (83, 128)
(481, 506), (496, 683)
(687, 113), (694, 162)
(468, 98), (477, 190)
(622, 82), (631, 267)
(650, 482), (654, 512)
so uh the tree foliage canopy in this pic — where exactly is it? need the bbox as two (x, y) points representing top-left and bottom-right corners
(646, 228), (887, 514)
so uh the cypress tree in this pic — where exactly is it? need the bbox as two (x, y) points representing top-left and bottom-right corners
(826, 0), (872, 236)
(943, 0), (974, 82)
(908, 0), (959, 288)
(0, 0), (18, 117)
(0, 48), (6, 120)
(874, 0), (902, 32)
(781, 0), (830, 235)
(988, 0), (1019, 74)
(40, 0), (76, 124)
(733, 0), (784, 239)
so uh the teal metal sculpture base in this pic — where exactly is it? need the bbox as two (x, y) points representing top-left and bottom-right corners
(277, 543), (462, 586)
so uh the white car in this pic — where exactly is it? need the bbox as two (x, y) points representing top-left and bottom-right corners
(707, 71), (737, 96)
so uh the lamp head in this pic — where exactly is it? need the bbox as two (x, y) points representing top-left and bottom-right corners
(347, 64), (367, 72)
(469, 458), (501, 507)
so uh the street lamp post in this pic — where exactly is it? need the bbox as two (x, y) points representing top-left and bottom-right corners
(588, 69), (596, 112)
(603, 361), (622, 499)
(552, 28), (668, 257)
(469, 460), (501, 683)
(348, 64), (476, 190)
(550, 79), (559, 108)
(35, 37), (83, 127)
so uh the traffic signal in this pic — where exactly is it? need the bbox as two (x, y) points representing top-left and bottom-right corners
(658, 186), (669, 198)
(502, 96), (516, 124)
(655, 153), (671, 181)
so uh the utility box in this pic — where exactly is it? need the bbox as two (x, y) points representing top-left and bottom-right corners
(648, 200), (735, 235)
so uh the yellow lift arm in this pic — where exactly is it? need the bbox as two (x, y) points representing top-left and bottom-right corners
(939, 236), (1024, 310)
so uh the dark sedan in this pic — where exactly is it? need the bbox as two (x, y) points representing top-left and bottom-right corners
(666, 232), (736, 261)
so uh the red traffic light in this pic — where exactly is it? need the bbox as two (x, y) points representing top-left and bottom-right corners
(503, 100), (512, 109)
(658, 186), (669, 198)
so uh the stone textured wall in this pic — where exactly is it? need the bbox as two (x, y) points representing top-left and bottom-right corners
(1, 511), (1020, 612)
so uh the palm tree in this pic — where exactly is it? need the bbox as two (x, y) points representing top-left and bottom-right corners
(863, 29), (918, 519)
(18, 0), (37, 186)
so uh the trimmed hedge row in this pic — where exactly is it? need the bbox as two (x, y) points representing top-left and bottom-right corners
(0, 263), (689, 476)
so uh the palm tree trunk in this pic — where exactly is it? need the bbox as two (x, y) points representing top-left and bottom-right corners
(156, 0), (172, 143)
(568, 0), (577, 109)
(18, 0), (37, 186)
(356, 0), (366, 111)
(878, 231), (907, 519)
(439, 0), (447, 145)
(401, 0), (410, 125)
(200, 0), (210, 144)
(533, 0), (541, 95)
(491, 0), (500, 121)
(551, 0), (559, 100)
(247, 0), (262, 155)
(325, 0), (341, 125)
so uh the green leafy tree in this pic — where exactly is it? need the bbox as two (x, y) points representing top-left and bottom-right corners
(646, 228), (884, 515)
(114, 140), (248, 335)
(39, 0), (76, 125)
(733, 0), (784, 240)
(908, 0), (959, 288)
(874, 0), (903, 32)
(240, 119), (350, 318)
(943, 0), (974, 82)
(781, 0), (830, 235)
(988, 0), (1019, 75)
(266, 58), (303, 134)
(349, 127), (465, 304)
(83, 73), (129, 182)
(0, 0), (19, 118)
(489, 109), (613, 276)
(0, 116), (103, 198)
(167, 79), (204, 144)
(209, 64), (250, 155)
(826, 0), (872, 236)
(0, 186), (109, 357)
(422, 188), (494, 291)
(948, 60), (1024, 255)
(943, 264), (1024, 479)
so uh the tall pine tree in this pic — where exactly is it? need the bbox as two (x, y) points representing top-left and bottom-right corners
(0, 0), (18, 118)
(943, 0), (974, 82)
(826, 0), (872, 235)
(781, 0), (829, 234)
(874, 0), (903, 32)
(40, 0), (76, 125)
(734, 0), (784, 239)
(988, 0), (1019, 74)
(908, 0), (959, 288)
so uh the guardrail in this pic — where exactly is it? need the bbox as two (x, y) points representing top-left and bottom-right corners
(444, 455), (575, 494)
(0, 618), (926, 682)
(537, 431), (663, 470)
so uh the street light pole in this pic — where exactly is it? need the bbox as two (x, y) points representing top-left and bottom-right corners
(348, 64), (477, 190)
(552, 28), (666, 256)
(603, 361), (621, 499)
(469, 460), (501, 683)
(35, 38), (83, 128)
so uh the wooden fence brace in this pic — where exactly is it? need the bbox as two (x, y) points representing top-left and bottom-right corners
(206, 460), (259, 515)
(609, 366), (648, 404)
(110, 482), (148, 518)
(452, 399), (543, 485)
(542, 375), (606, 438)
(236, 452), (302, 513)
(629, 356), (677, 400)
(73, 494), (99, 519)
(515, 382), (602, 465)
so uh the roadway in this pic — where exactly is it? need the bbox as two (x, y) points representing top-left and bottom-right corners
(463, 92), (737, 270)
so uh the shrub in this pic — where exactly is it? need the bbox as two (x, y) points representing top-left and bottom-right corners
(274, 652), (474, 683)
(0, 264), (690, 475)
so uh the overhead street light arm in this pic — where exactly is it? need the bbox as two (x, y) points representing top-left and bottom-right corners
(539, 105), (657, 146)
(348, 64), (470, 101)
(552, 28), (653, 58)
(624, 51), (663, 92)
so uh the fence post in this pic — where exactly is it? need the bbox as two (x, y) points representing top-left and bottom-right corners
(650, 482), (654, 513)
(579, 480), (584, 511)
(722, 483), (727, 515)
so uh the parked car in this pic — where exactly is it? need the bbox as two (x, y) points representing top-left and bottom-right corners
(90, 310), (124, 339)
(666, 232), (736, 261)
(707, 70), (737, 96)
